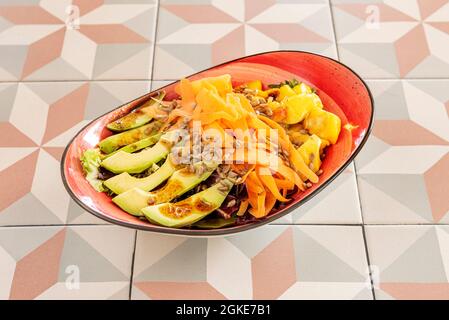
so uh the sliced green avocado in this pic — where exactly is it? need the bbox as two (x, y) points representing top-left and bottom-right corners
(141, 179), (234, 228)
(193, 217), (237, 229)
(103, 133), (161, 159)
(99, 120), (163, 154)
(104, 155), (177, 194)
(107, 91), (166, 132)
(111, 161), (218, 215)
(100, 131), (178, 174)
(150, 161), (219, 204)
(112, 188), (149, 216)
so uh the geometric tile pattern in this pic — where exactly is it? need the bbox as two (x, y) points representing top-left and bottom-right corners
(153, 0), (337, 79)
(0, 81), (151, 226)
(366, 226), (449, 300)
(0, 226), (134, 299)
(132, 226), (373, 300)
(288, 164), (362, 224)
(0, 0), (157, 80)
(331, 0), (449, 78)
(356, 80), (449, 224)
(0, 0), (448, 300)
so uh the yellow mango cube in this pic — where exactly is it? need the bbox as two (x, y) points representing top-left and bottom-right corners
(304, 108), (341, 144)
(190, 74), (233, 97)
(293, 83), (313, 94)
(297, 134), (322, 172)
(289, 131), (310, 146)
(277, 85), (296, 101)
(245, 80), (262, 91)
(282, 93), (323, 124)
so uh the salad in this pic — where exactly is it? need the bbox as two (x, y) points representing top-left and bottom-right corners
(80, 75), (341, 229)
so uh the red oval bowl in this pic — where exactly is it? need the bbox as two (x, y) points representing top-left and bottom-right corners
(61, 51), (374, 236)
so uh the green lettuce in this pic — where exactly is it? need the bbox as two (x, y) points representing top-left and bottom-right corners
(80, 148), (105, 192)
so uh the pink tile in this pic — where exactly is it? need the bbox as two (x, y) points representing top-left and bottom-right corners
(0, 80), (151, 226)
(154, 1), (336, 79)
(132, 226), (372, 300)
(332, 0), (449, 78)
(357, 80), (449, 224)
(0, 226), (135, 300)
(0, 2), (157, 80)
(366, 226), (449, 300)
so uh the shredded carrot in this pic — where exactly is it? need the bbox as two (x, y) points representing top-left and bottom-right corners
(274, 178), (294, 189)
(164, 75), (338, 218)
(232, 163), (255, 183)
(180, 78), (195, 111)
(258, 114), (318, 183)
(264, 191), (277, 215)
(236, 199), (249, 216)
(257, 166), (289, 202)
(246, 171), (264, 194)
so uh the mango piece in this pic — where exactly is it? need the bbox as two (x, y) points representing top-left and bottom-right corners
(245, 80), (262, 91)
(277, 85), (296, 101)
(319, 138), (330, 154)
(289, 131), (310, 146)
(304, 108), (341, 144)
(267, 100), (281, 111)
(297, 134), (322, 172)
(293, 83), (313, 94)
(282, 94), (321, 124)
(190, 74), (232, 97)
(256, 88), (279, 100)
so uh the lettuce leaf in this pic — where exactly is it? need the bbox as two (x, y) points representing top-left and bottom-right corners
(80, 148), (105, 192)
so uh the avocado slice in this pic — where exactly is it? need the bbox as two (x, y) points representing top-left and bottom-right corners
(193, 217), (237, 229)
(103, 133), (161, 159)
(107, 91), (166, 132)
(99, 120), (163, 154)
(111, 161), (218, 216)
(150, 161), (219, 204)
(141, 179), (234, 228)
(104, 155), (177, 194)
(100, 131), (178, 174)
(112, 188), (150, 216)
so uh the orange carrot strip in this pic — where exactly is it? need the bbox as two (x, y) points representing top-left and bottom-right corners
(276, 162), (305, 191)
(256, 193), (266, 217)
(232, 163), (255, 183)
(236, 199), (249, 216)
(246, 171), (264, 194)
(264, 191), (277, 215)
(257, 166), (289, 202)
(195, 111), (236, 124)
(258, 115), (318, 183)
(274, 178), (294, 189)
(180, 78), (195, 112)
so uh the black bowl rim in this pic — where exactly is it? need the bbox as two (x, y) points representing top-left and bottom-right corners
(60, 50), (375, 236)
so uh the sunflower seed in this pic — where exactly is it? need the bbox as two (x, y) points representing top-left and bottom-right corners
(227, 199), (237, 207)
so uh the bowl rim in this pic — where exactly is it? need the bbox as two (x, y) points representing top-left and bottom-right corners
(60, 50), (375, 236)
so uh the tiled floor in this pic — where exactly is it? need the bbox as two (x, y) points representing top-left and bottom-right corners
(0, 0), (448, 300)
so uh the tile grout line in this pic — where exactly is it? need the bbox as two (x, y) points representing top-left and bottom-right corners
(141, 77), (449, 82)
(353, 163), (377, 300)
(127, 0), (159, 300)
(128, 230), (138, 300)
(149, 0), (161, 83)
(0, 223), (448, 229)
(327, 0), (341, 61)
(328, 0), (376, 300)
(1, 77), (449, 84)
(0, 79), (153, 84)
(0, 223), (111, 228)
